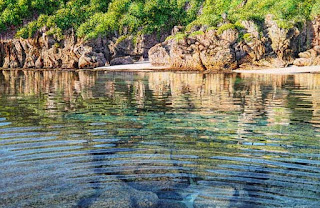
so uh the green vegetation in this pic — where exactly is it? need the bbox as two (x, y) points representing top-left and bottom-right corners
(243, 33), (253, 42)
(217, 23), (236, 34)
(0, 0), (320, 40)
(189, 30), (204, 37)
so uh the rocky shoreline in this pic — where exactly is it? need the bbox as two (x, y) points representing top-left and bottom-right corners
(1, 15), (320, 71)
(149, 15), (320, 71)
(0, 29), (167, 70)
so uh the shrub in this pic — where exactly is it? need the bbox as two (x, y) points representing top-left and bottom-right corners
(217, 23), (236, 35)
(6, 0), (320, 41)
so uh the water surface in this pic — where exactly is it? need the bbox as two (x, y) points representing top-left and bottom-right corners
(0, 69), (319, 207)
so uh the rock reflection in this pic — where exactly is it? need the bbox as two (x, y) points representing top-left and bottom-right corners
(1, 70), (320, 125)
(148, 73), (239, 111)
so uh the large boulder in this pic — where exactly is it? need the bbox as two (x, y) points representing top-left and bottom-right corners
(149, 28), (238, 71)
(78, 52), (106, 68)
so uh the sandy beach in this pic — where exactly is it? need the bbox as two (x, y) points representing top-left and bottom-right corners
(95, 61), (170, 72)
(96, 62), (320, 74)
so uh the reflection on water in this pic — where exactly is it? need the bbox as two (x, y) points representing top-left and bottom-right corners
(0, 69), (319, 208)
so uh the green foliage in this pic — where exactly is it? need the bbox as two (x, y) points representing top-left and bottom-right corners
(243, 33), (253, 42)
(189, 30), (204, 37)
(165, 32), (188, 41)
(3, 0), (320, 40)
(217, 23), (236, 35)
(116, 35), (129, 44)
(311, 0), (320, 18)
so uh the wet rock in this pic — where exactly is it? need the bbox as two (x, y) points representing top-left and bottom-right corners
(193, 186), (241, 208)
(110, 56), (134, 66)
(157, 200), (187, 208)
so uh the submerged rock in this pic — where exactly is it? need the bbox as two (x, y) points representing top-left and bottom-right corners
(87, 183), (159, 208)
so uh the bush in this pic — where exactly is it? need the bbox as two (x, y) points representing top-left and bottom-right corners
(4, 0), (320, 40)
(217, 23), (236, 35)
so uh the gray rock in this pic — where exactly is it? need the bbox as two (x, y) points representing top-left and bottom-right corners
(110, 56), (134, 66)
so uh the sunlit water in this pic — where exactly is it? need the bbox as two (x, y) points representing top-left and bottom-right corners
(0, 69), (319, 208)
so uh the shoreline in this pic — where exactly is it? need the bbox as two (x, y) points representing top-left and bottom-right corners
(1, 62), (320, 74)
(96, 62), (320, 74)
(234, 65), (320, 74)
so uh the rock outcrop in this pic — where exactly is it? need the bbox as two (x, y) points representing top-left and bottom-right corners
(108, 32), (169, 62)
(293, 46), (320, 66)
(1, 15), (320, 70)
(0, 29), (167, 69)
(149, 29), (238, 71)
(150, 15), (320, 71)
(293, 16), (320, 67)
(0, 29), (109, 69)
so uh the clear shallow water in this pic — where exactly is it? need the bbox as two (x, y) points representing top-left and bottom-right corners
(0, 69), (319, 208)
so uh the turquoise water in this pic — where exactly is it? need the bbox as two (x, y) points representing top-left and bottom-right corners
(0, 70), (319, 207)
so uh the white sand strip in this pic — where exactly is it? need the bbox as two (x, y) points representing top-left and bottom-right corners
(96, 61), (320, 74)
(95, 61), (170, 71)
(234, 65), (320, 74)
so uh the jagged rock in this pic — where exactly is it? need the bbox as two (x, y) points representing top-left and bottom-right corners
(148, 44), (171, 66)
(1, 14), (320, 71)
(110, 56), (134, 66)
(109, 32), (168, 61)
(312, 16), (320, 47)
(0, 30), (110, 69)
(78, 52), (106, 68)
(148, 14), (319, 71)
(221, 28), (239, 44)
(171, 26), (184, 36)
(149, 29), (238, 71)
(293, 58), (312, 66)
(200, 47), (237, 71)
(265, 14), (300, 65)
(293, 46), (320, 66)
(35, 57), (43, 68)
(111, 36), (135, 58)
(237, 16), (315, 69)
